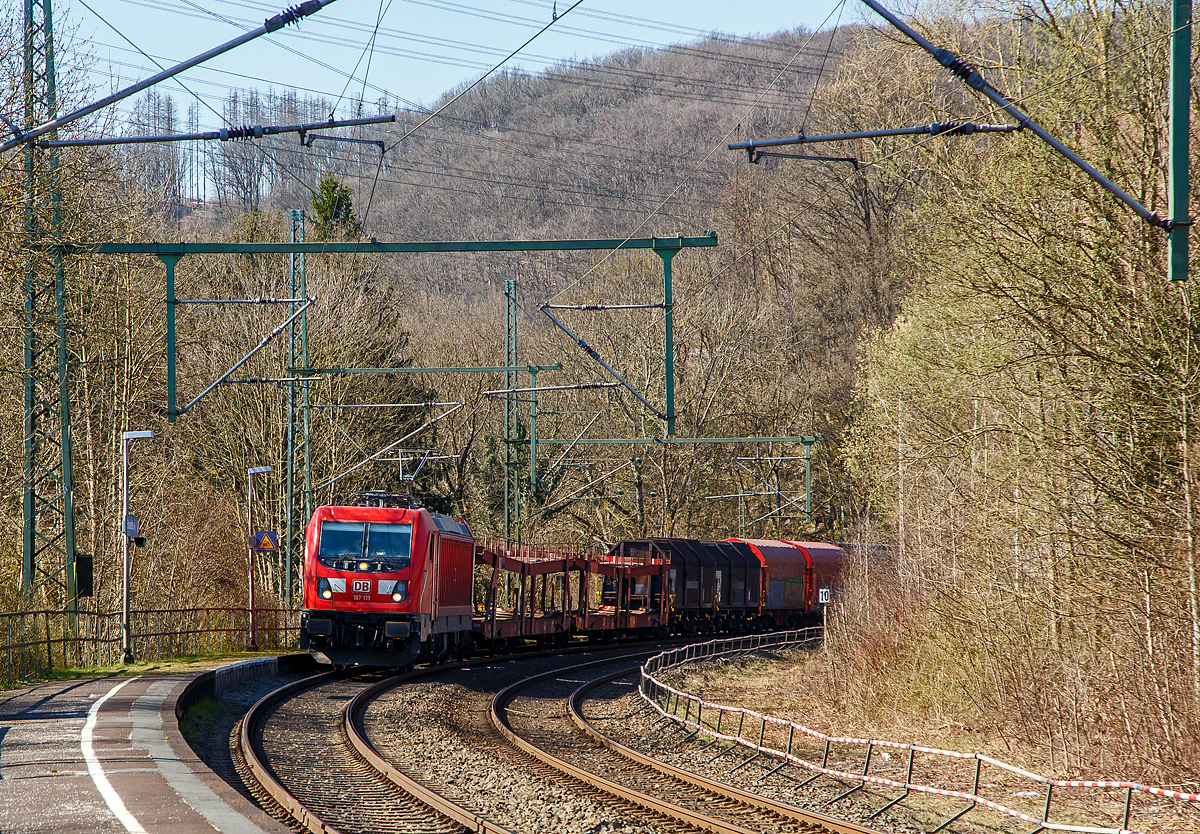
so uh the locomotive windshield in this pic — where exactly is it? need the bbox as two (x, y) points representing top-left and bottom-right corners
(317, 520), (412, 571)
(366, 523), (412, 564)
(318, 521), (365, 557)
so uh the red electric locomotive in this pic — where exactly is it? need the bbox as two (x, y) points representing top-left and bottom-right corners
(299, 498), (475, 668)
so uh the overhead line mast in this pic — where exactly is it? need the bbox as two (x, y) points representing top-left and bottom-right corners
(13, 0), (342, 607)
(22, 0), (76, 606)
(854, 0), (1188, 281)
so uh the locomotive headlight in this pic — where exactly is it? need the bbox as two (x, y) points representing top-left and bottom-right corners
(317, 577), (332, 600)
(358, 561), (370, 571)
(391, 581), (408, 602)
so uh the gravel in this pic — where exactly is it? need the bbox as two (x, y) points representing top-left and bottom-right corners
(367, 648), (671, 834)
(177, 644), (942, 834)
(579, 672), (924, 834)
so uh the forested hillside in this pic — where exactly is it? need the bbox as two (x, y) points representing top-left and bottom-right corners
(64, 24), (900, 566)
(829, 1), (1200, 780)
(3, 0), (1198, 781)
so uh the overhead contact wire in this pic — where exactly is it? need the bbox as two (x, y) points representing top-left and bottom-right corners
(800, 0), (846, 132)
(359, 0), (587, 234)
(545, 0), (849, 306)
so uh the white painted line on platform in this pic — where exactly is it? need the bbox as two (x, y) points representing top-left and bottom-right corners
(129, 680), (269, 833)
(83, 678), (148, 834)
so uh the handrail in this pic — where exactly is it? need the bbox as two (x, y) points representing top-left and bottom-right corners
(0, 606), (300, 685)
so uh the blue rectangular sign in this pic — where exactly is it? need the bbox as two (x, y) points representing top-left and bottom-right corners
(249, 531), (278, 552)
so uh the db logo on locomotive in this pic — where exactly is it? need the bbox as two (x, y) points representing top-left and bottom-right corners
(352, 580), (371, 593)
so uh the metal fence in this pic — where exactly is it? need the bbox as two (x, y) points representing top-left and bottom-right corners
(640, 630), (1198, 834)
(0, 607), (300, 686)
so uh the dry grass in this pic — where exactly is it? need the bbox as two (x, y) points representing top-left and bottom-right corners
(0, 650), (288, 692)
(658, 646), (1200, 834)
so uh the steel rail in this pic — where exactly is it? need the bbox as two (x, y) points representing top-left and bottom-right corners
(569, 667), (885, 834)
(238, 638), (696, 834)
(345, 674), (517, 834)
(490, 655), (764, 834)
(238, 669), (347, 834)
(241, 663), (509, 834)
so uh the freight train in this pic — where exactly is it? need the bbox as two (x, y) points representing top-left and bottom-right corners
(299, 497), (845, 668)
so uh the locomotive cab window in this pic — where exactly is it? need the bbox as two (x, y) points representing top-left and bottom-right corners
(317, 520), (412, 571)
(367, 522), (413, 567)
(318, 521), (365, 557)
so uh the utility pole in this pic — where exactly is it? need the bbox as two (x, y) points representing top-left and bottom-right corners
(120, 431), (152, 663)
(1170, 0), (1192, 282)
(505, 280), (518, 546)
(285, 209), (311, 606)
(22, 0), (77, 609)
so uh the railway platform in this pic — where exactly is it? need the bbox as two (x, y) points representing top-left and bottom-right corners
(0, 661), (293, 834)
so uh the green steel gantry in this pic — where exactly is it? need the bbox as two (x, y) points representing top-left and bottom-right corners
(89, 230), (839, 574)
(90, 233), (718, 596)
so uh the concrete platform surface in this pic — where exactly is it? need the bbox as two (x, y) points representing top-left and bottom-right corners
(0, 671), (292, 834)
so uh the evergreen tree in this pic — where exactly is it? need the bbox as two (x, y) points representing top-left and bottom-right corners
(311, 173), (358, 239)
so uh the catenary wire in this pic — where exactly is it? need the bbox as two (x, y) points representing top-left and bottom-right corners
(800, 0), (846, 133)
(331, 0), (392, 117)
(545, 0), (849, 305)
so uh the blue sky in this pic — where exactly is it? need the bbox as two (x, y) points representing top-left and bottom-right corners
(63, 0), (862, 129)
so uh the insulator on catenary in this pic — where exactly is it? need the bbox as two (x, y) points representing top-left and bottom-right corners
(219, 125), (265, 141)
(929, 122), (975, 136)
(572, 336), (602, 361)
(934, 48), (985, 90)
(265, 0), (325, 33)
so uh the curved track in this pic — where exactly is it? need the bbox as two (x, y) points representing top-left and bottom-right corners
(362, 650), (698, 834)
(240, 668), (513, 834)
(490, 657), (883, 834)
(237, 647), (885, 834)
(567, 668), (881, 834)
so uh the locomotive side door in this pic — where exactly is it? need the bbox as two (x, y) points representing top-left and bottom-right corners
(429, 531), (440, 619)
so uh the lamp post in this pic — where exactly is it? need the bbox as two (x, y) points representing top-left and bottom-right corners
(247, 465), (272, 651)
(121, 430), (154, 664)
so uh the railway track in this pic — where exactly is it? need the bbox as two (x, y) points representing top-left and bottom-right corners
(566, 667), (881, 834)
(240, 668), (509, 834)
(491, 657), (882, 834)
(237, 646), (885, 834)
